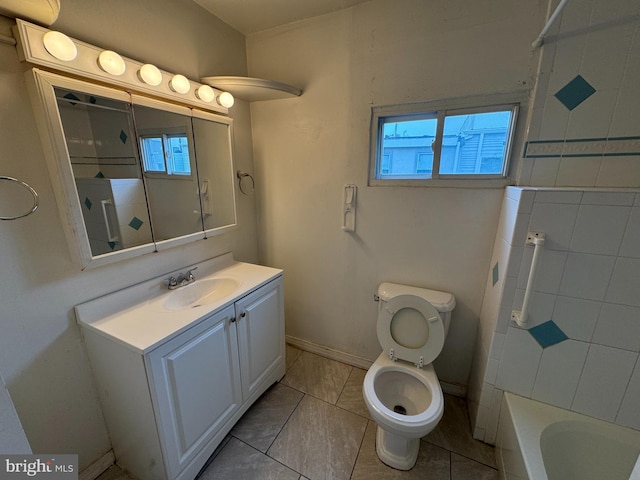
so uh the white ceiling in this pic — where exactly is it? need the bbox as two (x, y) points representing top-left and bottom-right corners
(193, 0), (372, 35)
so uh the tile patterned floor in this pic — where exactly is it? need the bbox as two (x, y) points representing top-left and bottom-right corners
(98, 345), (498, 480)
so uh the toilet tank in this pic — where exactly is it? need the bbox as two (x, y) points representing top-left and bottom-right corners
(378, 282), (456, 335)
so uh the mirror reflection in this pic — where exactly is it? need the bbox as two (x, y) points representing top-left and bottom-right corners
(132, 104), (203, 242)
(52, 82), (237, 263)
(192, 115), (236, 232)
(55, 88), (153, 256)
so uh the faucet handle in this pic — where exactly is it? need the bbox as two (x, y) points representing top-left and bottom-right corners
(186, 266), (198, 281)
(166, 276), (179, 289)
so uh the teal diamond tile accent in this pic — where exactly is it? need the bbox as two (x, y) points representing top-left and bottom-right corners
(84, 197), (92, 210)
(89, 95), (97, 104)
(128, 217), (143, 230)
(492, 262), (499, 286)
(119, 130), (128, 144)
(555, 75), (596, 111)
(529, 320), (568, 348)
(95, 171), (105, 178)
(108, 241), (118, 250)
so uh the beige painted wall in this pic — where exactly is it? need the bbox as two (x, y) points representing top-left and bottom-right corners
(247, 0), (547, 387)
(0, 0), (257, 469)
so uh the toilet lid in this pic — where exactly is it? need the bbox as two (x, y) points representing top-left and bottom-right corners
(377, 294), (445, 366)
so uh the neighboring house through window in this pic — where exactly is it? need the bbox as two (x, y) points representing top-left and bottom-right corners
(369, 92), (524, 187)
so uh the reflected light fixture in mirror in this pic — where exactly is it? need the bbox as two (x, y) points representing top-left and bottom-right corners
(169, 74), (190, 94)
(195, 85), (215, 102)
(42, 31), (77, 61)
(217, 91), (234, 108)
(98, 50), (126, 76)
(138, 64), (162, 86)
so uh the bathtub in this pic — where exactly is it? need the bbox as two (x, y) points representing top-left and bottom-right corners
(496, 392), (640, 480)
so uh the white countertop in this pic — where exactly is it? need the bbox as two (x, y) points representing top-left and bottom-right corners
(75, 254), (282, 354)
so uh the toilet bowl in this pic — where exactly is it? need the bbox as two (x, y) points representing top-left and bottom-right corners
(363, 282), (455, 470)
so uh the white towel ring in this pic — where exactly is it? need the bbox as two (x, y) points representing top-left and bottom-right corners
(237, 170), (255, 195)
(0, 176), (39, 220)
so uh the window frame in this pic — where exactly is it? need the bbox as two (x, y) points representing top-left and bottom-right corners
(368, 92), (527, 188)
(138, 126), (195, 179)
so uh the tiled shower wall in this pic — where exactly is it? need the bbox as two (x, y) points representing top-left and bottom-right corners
(468, 0), (640, 445)
(469, 187), (640, 444)
(518, 0), (640, 188)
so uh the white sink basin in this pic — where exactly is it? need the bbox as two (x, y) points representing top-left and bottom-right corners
(163, 277), (241, 310)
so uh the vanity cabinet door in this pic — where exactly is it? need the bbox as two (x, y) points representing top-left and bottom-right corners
(146, 305), (241, 479)
(235, 277), (285, 400)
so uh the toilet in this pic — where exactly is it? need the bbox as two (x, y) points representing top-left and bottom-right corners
(362, 282), (455, 470)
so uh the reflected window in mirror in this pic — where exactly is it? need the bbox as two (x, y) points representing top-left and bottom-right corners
(132, 103), (203, 242)
(140, 134), (192, 176)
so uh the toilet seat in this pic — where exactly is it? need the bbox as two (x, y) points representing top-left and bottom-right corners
(377, 294), (445, 367)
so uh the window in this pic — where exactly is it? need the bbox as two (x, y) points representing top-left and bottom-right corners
(140, 133), (192, 176)
(370, 94), (522, 186)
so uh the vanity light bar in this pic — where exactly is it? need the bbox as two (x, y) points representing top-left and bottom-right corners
(12, 19), (234, 114)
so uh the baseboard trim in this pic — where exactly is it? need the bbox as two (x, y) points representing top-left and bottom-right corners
(79, 450), (114, 480)
(441, 382), (466, 397)
(286, 335), (373, 370)
(286, 335), (467, 398)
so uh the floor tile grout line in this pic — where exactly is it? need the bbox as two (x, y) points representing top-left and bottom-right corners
(194, 435), (232, 479)
(333, 402), (371, 421)
(334, 364), (355, 406)
(421, 436), (498, 471)
(263, 388), (306, 456)
(285, 348), (304, 373)
(348, 419), (371, 480)
(279, 378), (373, 423)
(282, 350), (354, 406)
(451, 451), (499, 472)
(230, 434), (304, 478)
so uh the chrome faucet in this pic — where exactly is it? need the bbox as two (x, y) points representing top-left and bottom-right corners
(166, 267), (197, 290)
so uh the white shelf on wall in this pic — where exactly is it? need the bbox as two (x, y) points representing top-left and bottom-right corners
(200, 76), (302, 102)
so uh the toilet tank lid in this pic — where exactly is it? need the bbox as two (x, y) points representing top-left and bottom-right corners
(378, 282), (456, 312)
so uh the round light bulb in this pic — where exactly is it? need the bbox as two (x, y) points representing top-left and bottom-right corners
(42, 31), (77, 61)
(138, 64), (162, 86)
(98, 50), (126, 76)
(195, 85), (215, 102)
(169, 74), (190, 94)
(217, 91), (235, 108)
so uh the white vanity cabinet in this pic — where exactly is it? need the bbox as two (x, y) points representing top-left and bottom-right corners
(146, 305), (242, 480)
(235, 280), (286, 400)
(76, 256), (285, 480)
(147, 278), (285, 480)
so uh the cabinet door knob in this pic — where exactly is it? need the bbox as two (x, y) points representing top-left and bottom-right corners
(231, 316), (237, 323)
(240, 311), (246, 318)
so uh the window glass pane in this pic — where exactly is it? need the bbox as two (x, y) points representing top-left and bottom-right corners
(439, 110), (512, 175)
(379, 118), (437, 177)
(166, 135), (191, 175)
(141, 137), (165, 172)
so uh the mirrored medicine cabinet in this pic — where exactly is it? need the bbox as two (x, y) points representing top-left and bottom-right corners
(27, 68), (237, 269)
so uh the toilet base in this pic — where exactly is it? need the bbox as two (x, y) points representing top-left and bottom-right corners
(375, 425), (420, 470)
